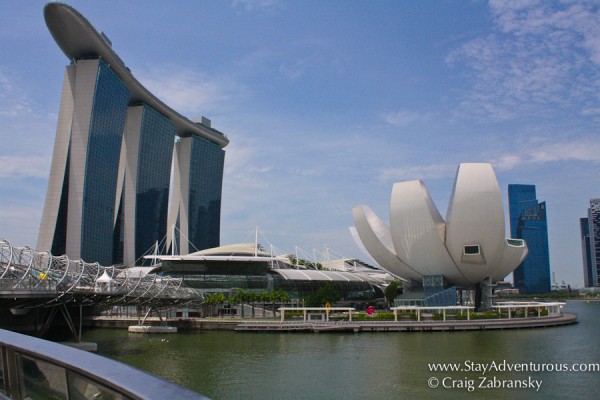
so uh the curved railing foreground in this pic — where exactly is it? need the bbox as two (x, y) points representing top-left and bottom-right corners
(0, 329), (209, 399)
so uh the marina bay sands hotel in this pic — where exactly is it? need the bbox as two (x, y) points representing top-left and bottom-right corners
(37, 3), (228, 266)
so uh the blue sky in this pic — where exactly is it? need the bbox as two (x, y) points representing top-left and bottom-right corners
(0, 0), (598, 287)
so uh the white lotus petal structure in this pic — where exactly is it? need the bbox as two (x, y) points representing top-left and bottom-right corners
(352, 163), (528, 287)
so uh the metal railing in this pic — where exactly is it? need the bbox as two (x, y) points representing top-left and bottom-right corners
(0, 329), (209, 400)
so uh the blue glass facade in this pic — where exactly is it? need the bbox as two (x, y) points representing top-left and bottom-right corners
(580, 218), (593, 287)
(508, 184), (551, 294)
(588, 199), (600, 287)
(188, 135), (225, 251)
(81, 59), (129, 265)
(134, 105), (175, 264)
(79, 60), (129, 264)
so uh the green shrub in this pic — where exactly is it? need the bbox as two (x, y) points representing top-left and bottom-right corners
(284, 312), (304, 318)
(464, 311), (501, 320)
(352, 312), (395, 321)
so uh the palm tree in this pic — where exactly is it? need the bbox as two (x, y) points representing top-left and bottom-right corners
(258, 291), (272, 317)
(246, 291), (258, 318)
(274, 289), (291, 304)
(230, 289), (248, 318)
(203, 293), (223, 317)
(210, 293), (226, 317)
(270, 289), (291, 315)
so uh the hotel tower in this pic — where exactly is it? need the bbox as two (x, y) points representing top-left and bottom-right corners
(37, 3), (229, 266)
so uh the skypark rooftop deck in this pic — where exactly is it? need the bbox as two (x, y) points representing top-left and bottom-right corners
(44, 2), (228, 147)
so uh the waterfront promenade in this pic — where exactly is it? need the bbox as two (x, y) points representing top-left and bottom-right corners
(234, 313), (577, 332)
(86, 312), (577, 333)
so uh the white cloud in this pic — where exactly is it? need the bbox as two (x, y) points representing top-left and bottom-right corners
(279, 59), (309, 80)
(490, 0), (600, 65)
(231, 0), (280, 13)
(448, 0), (600, 121)
(223, 141), (272, 190)
(136, 66), (243, 116)
(377, 134), (600, 183)
(0, 203), (43, 247)
(493, 154), (522, 170)
(381, 110), (421, 127)
(492, 136), (600, 171)
(0, 69), (34, 118)
(529, 140), (600, 163)
(0, 155), (51, 179)
(378, 163), (456, 182)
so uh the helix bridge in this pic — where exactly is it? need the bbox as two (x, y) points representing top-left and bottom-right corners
(0, 238), (201, 310)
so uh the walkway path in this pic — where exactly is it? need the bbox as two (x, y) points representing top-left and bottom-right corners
(235, 313), (578, 333)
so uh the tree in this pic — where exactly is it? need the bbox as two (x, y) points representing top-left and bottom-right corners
(270, 289), (291, 315)
(306, 282), (341, 306)
(317, 282), (341, 304)
(203, 293), (226, 317)
(274, 289), (291, 318)
(273, 289), (291, 303)
(288, 256), (324, 270)
(384, 280), (403, 307)
(246, 291), (258, 318)
(258, 291), (272, 317)
(229, 289), (248, 318)
(255, 289), (292, 317)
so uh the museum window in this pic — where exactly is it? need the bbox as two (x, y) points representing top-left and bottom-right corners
(463, 244), (480, 255)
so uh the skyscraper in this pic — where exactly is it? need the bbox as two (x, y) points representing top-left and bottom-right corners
(508, 184), (551, 294)
(580, 218), (594, 287)
(38, 4), (228, 266)
(167, 134), (225, 256)
(584, 199), (600, 287)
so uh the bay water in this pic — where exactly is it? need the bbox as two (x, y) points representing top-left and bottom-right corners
(82, 301), (600, 399)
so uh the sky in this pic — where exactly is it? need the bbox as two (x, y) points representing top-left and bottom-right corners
(0, 0), (598, 287)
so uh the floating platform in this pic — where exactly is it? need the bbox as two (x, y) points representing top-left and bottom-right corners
(128, 325), (177, 334)
(235, 313), (578, 333)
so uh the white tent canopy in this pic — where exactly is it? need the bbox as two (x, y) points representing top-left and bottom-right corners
(96, 271), (114, 283)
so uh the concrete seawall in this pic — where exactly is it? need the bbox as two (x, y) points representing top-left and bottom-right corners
(86, 313), (577, 333)
(86, 317), (239, 331)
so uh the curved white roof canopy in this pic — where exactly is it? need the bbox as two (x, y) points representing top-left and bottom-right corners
(188, 243), (272, 257)
(44, 3), (228, 148)
(352, 163), (528, 288)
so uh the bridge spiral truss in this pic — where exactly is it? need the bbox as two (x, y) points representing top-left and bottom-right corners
(0, 239), (200, 307)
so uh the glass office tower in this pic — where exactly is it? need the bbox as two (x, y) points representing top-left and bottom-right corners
(508, 184), (551, 294)
(580, 218), (594, 287)
(587, 199), (600, 287)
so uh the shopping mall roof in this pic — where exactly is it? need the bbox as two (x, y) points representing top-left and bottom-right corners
(272, 269), (388, 285)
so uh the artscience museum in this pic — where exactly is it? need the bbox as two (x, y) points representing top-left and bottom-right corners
(352, 163), (528, 308)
